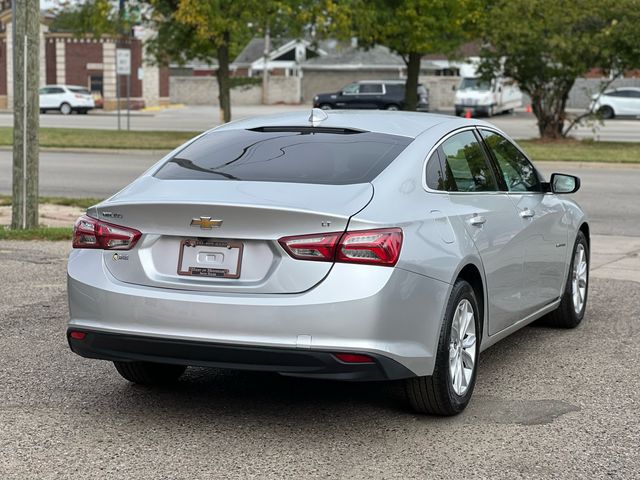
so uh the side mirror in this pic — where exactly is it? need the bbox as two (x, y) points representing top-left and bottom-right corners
(550, 173), (580, 194)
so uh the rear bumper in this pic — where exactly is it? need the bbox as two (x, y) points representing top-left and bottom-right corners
(67, 329), (416, 381)
(454, 104), (491, 116)
(67, 249), (451, 378)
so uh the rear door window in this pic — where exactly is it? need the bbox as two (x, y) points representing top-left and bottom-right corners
(438, 130), (498, 192)
(155, 128), (412, 185)
(69, 87), (91, 95)
(359, 83), (383, 94)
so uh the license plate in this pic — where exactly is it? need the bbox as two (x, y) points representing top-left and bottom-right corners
(177, 238), (243, 278)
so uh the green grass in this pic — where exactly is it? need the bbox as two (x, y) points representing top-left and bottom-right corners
(0, 127), (199, 150)
(0, 226), (72, 241)
(1, 126), (639, 162)
(518, 140), (640, 163)
(0, 195), (102, 209)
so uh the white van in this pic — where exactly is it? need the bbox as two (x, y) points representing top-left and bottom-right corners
(454, 59), (522, 117)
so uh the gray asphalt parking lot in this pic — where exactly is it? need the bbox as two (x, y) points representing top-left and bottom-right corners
(1, 236), (639, 479)
(1, 138), (640, 478)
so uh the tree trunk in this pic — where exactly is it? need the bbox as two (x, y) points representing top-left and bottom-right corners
(12, 0), (39, 229)
(404, 52), (421, 111)
(216, 32), (231, 123)
(530, 81), (573, 140)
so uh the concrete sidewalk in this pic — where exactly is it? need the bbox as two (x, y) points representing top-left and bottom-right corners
(591, 234), (640, 283)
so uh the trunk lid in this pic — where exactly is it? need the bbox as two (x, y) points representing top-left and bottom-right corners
(91, 177), (373, 294)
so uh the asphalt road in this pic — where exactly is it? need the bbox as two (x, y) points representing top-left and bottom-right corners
(0, 105), (638, 140)
(1, 149), (639, 236)
(1, 237), (638, 479)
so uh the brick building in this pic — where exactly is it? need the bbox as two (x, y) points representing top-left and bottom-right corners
(0, 0), (169, 110)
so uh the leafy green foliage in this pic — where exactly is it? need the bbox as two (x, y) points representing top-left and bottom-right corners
(147, 0), (309, 121)
(478, 0), (640, 138)
(48, 0), (131, 36)
(345, 0), (480, 110)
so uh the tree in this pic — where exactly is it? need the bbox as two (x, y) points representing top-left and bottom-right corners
(349, 0), (479, 111)
(48, 0), (132, 36)
(478, 0), (640, 139)
(149, 0), (298, 123)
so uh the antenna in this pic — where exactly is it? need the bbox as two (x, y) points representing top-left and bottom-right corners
(308, 108), (329, 127)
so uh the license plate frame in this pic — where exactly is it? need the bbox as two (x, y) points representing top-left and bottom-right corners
(177, 238), (243, 279)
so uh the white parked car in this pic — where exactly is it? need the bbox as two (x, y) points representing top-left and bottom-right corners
(590, 87), (640, 119)
(39, 85), (95, 115)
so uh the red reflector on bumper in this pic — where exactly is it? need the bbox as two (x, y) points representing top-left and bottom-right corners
(69, 331), (86, 340)
(334, 353), (375, 364)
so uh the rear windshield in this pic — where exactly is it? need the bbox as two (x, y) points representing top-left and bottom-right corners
(154, 128), (412, 185)
(69, 87), (91, 95)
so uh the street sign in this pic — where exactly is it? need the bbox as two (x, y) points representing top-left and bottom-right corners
(116, 49), (131, 76)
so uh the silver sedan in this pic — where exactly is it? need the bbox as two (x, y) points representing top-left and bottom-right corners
(66, 110), (589, 415)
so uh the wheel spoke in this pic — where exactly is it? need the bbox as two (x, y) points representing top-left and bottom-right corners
(461, 348), (474, 371)
(462, 333), (476, 350)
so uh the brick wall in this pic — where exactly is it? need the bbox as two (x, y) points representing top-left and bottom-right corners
(45, 39), (56, 85)
(0, 37), (6, 96)
(65, 41), (102, 88)
(169, 76), (302, 105)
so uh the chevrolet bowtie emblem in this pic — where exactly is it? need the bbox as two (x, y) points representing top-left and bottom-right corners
(190, 216), (223, 229)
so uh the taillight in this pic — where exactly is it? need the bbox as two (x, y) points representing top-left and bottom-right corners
(278, 232), (341, 262)
(278, 228), (402, 267)
(72, 214), (141, 250)
(336, 228), (402, 266)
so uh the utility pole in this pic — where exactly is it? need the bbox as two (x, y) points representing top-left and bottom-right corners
(12, 0), (39, 229)
(262, 23), (270, 105)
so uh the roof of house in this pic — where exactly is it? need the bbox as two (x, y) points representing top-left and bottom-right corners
(423, 41), (482, 61)
(302, 45), (405, 70)
(302, 44), (446, 71)
(233, 38), (271, 66)
(233, 37), (325, 67)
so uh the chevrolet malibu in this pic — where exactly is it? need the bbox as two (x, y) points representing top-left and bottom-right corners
(67, 110), (589, 415)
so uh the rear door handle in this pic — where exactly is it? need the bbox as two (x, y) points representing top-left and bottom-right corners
(469, 215), (486, 226)
(520, 208), (535, 218)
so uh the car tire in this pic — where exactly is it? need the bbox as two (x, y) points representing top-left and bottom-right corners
(59, 103), (72, 115)
(319, 104), (332, 110)
(488, 105), (495, 117)
(386, 104), (400, 111)
(404, 279), (480, 415)
(39, 109), (45, 114)
(455, 109), (463, 117)
(539, 231), (589, 329)
(78, 109), (88, 115)
(113, 361), (187, 385)
(598, 105), (614, 119)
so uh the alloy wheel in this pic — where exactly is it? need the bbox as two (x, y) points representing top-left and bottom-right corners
(449, 299), (477, 396)
(572, 244), (588, 314)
